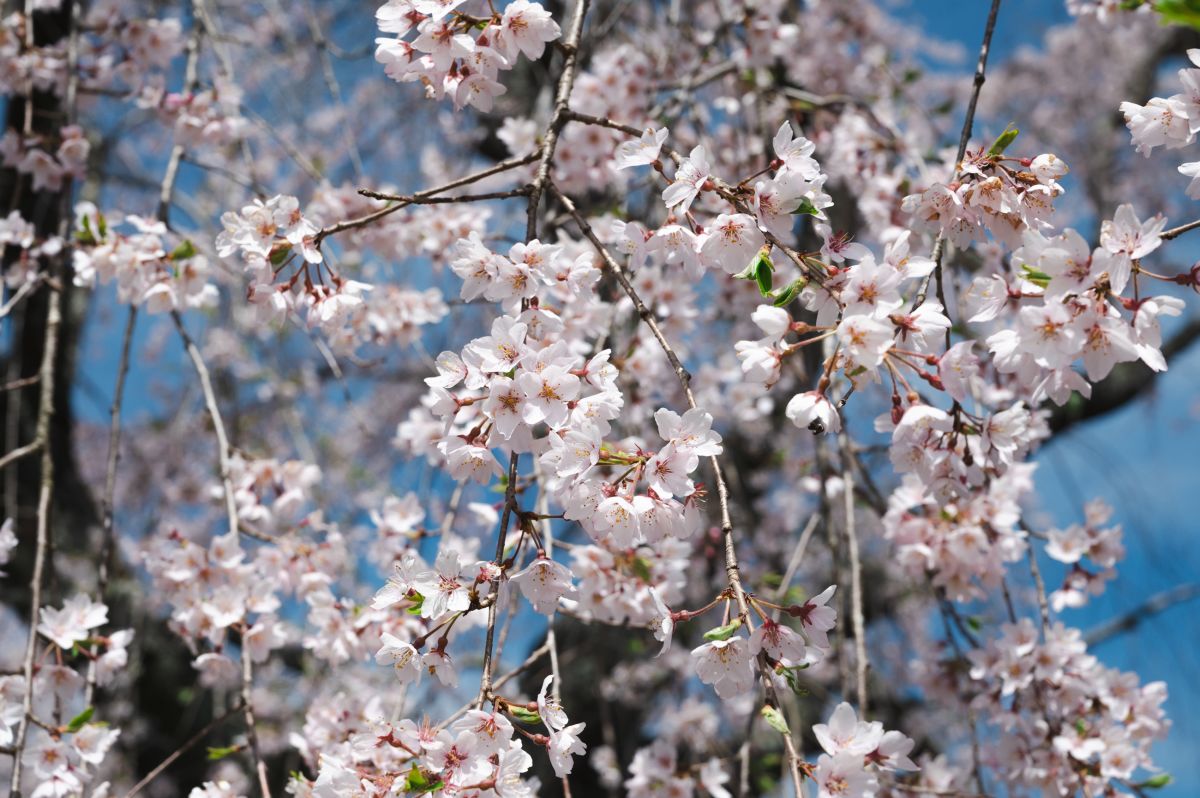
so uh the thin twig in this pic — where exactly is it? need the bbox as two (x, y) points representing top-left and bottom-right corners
(1026, 546), (1050, 636)
(913, 0), (1003, 314)
(534, 463), (563, 703)
(315, 152), (540, 247)
(1160, 217), (1200, 240)
(304, 0), (364, 179)
(0, 440), (40, 472)
(770, 513), (821, 620)
(162, 27), (269, 776)
(9, 285), (61, 798)
(441, 642), (551, 730)
(357, 187), (531, 204)
(172, 312), (271, 796)
(0, 374), (39, 392)
(478, 0), (592, 712)
(552, 182), (807, 798)
(841, 455), (868, 713)
(122, 701), (246, 798)
(1085, 583), (1200, 647)
(85, 305), (136, 705)
(0, 279), (38, 319)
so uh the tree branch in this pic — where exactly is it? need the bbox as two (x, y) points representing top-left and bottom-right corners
(1085, 583), (1200, 647)
(551, 182), (807, 798)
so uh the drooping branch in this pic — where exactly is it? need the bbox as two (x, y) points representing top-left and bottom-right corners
(914, 0), (1003, 313)
(315, 152), (541, 247)
(478, 0), (592, 716)
(551, 182), (807, 798)
(85, 305), (136, 705)
(1085, 582), (1200, 647)
(7, 285), (60, 798)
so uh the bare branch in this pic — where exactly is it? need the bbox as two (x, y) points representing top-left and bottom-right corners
(0, 440), (40, 472)
(9, 285), (61, 798)
(551, 182), (807, 798)
(914, 0), (1003, 315)
(122, 701), (246, 798)
(1085, 583), (1200, 647)
(479, 0), (592, 713)
(85, 305), (136, 706)
(1161, 217), (1200, 240)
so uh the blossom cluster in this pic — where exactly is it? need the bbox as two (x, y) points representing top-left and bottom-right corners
(0, 8), (185, 99)
(1120, 48), (1200, 197)
(967, 620), (1169, 796)
(0, 124), (89, 193)
(72, 202), (219, 313)
(1043, 498), (1125, 611)
(903, 149), (1068, 249)
(11, 0), (1199, 795)
(140, 76), (249, 149)
(2, 593), (129, 798)
(374, 0), (561, 112)
(292, 675), (586, 796)
(216, 194), (374, 344)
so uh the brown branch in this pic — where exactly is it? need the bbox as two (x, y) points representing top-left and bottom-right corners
(524, 0), (590, 242)
(0, 440), (40, 472)
(0, 374), (39, 392)
(478, 0), (592, 712)
(8, 285), (61, 798)
(1160, 217), (1200, 240)
(551, 182), (806, 798)
(121, 701), (246, 798)
(914, 0), (1003, 314)
(356, 187), (530, 204)
(315, 151), (540, 247)
(85, 305), (136, 705)
(1085, 583), (1200, 647)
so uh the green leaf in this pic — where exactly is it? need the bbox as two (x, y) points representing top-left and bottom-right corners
(75, 214), (96, 246)
(790, 198), (821, 216)
(966, 616), (983, 632)
(703, 619), (743, 641)
(96, 211), (108, 239)
(755, 260), (773, 296)
(761, 705), (791, 735)
(986, 124), (1019, 157)
(508, 706), (542, 724)
(1020, 265), (1051, 288)
(269, 245), (292, 266)
(207, 745), (240, 761)
(65, 706), (94, 733)
(404, 765), (445, 795)
(170, 239), (197, 261)
(780, 665), (811, 696)
(771, 278), (806, 307)
(1140, 774), (1173, 788)
(1155, 0), (1200, 28)
(629, 556), (653, 583)
(405, 595), (425, 615)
